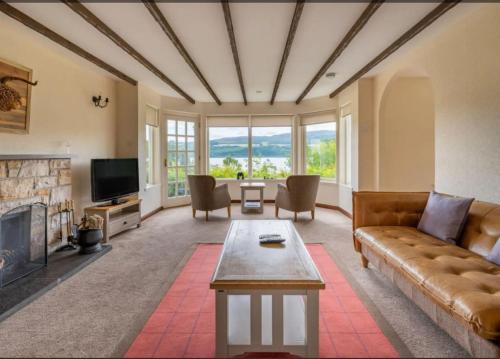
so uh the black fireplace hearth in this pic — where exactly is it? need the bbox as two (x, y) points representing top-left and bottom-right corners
(0, 203), (47, 288)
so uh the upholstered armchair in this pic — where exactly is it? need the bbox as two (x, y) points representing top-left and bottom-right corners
(188, 175), (231, 221)
(275, 175), (320, 221)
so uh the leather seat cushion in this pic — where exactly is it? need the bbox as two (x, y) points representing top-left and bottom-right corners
(356, 226), (500, 340)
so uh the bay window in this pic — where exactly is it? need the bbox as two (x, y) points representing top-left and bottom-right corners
(207, 115), (293, 179)
(301, 111), (337, 181)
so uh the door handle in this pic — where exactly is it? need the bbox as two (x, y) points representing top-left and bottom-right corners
(164, 159), (167, 167)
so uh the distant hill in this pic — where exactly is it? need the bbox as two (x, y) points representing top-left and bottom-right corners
(209, 130), (335, 158)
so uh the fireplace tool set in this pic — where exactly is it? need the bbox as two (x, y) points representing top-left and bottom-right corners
(55, 200), (78, 252)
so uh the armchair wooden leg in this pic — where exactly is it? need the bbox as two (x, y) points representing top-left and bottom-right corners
(192, 208), (196, 218)
(294, 212), (297, 222)
(227, 205), (231, 218)
(205, 211), (209, 221)
(361, 255), (369, 268)
(275, 206), (279, 218)
(311, 209), (315, 220)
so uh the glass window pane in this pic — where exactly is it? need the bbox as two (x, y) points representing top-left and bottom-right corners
(178, 136), (186, 151)
(177, 121), (186, 136)
(187, 166), (195, 175)
(177, 182), (186, 196)
(283, 295), (306, 346)
(178, 167), (186, 182)
(168, 168), (176, 182)
(187, 152), (195, 166)
(167, 152), (176, 167)
(178, 152), (186, 166)
(168, 120), (176, 135)
(187, 122), (195, 136)
(228, 295), (251, 345)
(168, 136), (176, 151)
(187, 137), (195, 151)
(305, 122), (336, 180)
(167, 183), (176, 197)
(208, 127), (248, 179)
(252, 127), (291, 179)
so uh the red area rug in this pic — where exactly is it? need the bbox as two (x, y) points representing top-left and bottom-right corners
(125, 244), (399, 358)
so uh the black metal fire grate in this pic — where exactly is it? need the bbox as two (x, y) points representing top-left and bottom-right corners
(0, 203), (47, 288)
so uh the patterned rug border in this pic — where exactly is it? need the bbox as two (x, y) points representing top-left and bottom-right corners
(321, 242), (413, 358)
(123, 242), (411, 358)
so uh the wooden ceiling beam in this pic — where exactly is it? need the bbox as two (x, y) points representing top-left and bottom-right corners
(221, 0), (247, 105)
(143, 1), (222, 105)
(270, 0), (305, 105)
(329, 1), (460, 99)
(0, 1), (137, 86)
(63, 0), (195, 104)
(295, 1), (383, 104)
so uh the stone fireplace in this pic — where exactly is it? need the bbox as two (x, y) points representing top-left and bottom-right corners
(0, 155), (72, 253)
(0, 203), (47, 287)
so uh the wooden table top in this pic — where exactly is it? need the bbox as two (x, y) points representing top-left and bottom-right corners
(210, 220), (325, 290)
(240, 182), (266, 189)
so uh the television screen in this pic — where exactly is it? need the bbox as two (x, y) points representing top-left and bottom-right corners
(91, 158), (139, 203)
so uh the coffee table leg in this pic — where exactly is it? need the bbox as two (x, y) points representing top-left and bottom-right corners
(306, 290), (319, 357)
(216, 290), (228, 357)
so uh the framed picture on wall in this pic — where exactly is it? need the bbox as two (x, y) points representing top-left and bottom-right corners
(0, 58), (35, 134)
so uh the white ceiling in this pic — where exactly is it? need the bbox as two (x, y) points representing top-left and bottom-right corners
(3, 2), (479, 103)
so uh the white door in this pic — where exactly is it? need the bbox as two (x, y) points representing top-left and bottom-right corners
(163, 115), (199, 207)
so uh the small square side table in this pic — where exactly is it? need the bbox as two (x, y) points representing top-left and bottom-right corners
(240, 182), (266, 214)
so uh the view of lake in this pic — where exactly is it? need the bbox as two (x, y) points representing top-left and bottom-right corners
(209, 157), (290, 168)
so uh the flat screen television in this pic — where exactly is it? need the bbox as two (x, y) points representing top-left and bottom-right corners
(91, 158), (139, 204)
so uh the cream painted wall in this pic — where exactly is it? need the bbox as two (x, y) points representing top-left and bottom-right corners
(0, 18), (117, 218)
(378, 77), (435, 191)
(370, 4), (500, 202)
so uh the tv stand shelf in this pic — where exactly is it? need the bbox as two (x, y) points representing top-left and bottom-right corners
(84, 198), (141, 243)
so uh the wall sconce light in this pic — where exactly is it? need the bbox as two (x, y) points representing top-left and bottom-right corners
(92, 95), (109, 108)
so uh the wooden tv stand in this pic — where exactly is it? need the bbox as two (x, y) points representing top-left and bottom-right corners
(84, 198), (141, 243)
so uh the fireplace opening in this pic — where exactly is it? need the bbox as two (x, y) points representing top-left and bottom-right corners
(0, 203), (47, 288)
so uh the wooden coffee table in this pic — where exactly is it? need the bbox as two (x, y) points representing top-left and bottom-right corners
(210, 220), (325, 357)
(240, 182), (265, 214)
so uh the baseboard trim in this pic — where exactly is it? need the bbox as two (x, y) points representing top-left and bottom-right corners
(231, 199), (352, 219)
(141, 207), (163, 221)
(315, 203), (352, 219)
(145, 202), (352, 219)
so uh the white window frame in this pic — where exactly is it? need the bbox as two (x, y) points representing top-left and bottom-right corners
(145, 105), (160, 187)
(206, 115), (294, 180)
(299, 110), (337, 183)
(339, 104), (352, 186)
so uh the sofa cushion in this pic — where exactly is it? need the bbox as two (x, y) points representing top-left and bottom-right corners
(486, 240), (500, 265)
(417, 191), (474, 244)
(356, 226), (500, 339)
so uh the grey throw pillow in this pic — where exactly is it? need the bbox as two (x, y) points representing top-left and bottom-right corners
(417, 191), (474, 244)
(486, 240), (500, 265)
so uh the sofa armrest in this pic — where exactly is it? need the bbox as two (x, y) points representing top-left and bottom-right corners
(352, 191), (429, 232)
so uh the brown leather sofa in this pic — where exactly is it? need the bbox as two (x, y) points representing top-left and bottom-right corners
(188, 175), (231, 221)
(352, 191), (500, 357)
(275, 175), (320, 221)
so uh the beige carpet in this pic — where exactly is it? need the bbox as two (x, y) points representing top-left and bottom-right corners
(0, 204), (468, 357)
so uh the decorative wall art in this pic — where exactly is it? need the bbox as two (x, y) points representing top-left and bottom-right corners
(0, 58), (38, 134)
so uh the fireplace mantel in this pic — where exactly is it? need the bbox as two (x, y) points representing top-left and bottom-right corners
(0, 154), (74, 160)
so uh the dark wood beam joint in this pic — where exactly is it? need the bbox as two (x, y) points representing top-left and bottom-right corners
(329, 1), (460, 99)
(0, 1), (137, 86)
(296, 0), (383, 104)
(63, 0), (195, 104)
(221, 0), (247, 105)
(270, 0), (305, 105)
(142, 1), (222, 105)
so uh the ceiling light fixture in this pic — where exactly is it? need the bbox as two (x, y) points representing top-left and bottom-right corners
(325, 72), (336, 80)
